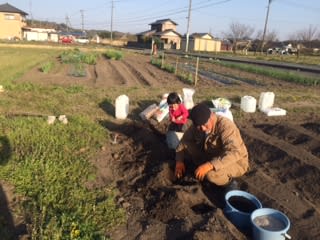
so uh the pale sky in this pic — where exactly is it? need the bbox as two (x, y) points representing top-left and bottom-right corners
(5, 0), (320, 40)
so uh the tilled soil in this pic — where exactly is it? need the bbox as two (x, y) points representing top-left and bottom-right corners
(6, 51), (320, 239)
(101, 114), (320, 240)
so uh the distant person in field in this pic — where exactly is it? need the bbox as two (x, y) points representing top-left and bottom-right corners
(167, 92), (189, 133)
(174, 103), (249, 189)
(152, 43), (158, 56)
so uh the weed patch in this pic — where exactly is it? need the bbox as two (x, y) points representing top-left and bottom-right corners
(40, 61), (54, 74)
(60, 49), (98, 77)
(0, 116), (124, 239)
(150, 58), (176, 73)
(103, 50), (123, 60)
(216, 61), (320, 86)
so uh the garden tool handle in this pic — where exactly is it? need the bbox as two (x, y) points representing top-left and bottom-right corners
(282, 233), (291, 239)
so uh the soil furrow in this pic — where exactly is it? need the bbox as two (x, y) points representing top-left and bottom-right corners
(301, 122), (320, 136)
(242, 133), (320, 208)
(107, 60), (129, 85)
(243, 127), (320, 170)
(244, 170), (316, 217)
(255, 123), (320, 158)
(95, 58), (125, 86)
(122, 60), (151, 86)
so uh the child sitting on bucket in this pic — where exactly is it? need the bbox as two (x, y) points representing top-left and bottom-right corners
(167, 92), (189, 132)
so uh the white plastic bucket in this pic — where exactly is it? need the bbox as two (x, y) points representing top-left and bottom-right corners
(241, 96), (257, 113)
(258, 92), (275, 111)
(251, 208), (291, 240)
(115, 95), (129, 119)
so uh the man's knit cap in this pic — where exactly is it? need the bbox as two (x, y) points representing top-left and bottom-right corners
(190, 103), (211, 126)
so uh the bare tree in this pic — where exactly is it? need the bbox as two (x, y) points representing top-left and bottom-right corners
(223, 21), (254, 53)
(296, 25), (318, 42)
(287, 33), (298, 41)
(252, 29), (279, 53)
(256, 29), (278, 42)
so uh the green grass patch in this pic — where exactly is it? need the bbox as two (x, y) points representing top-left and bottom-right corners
(60, 48), (98, 65)
(0, 46), (60, 86)
(60, 49), (98, 77)
(215, 61), (319, 86)
(103, 50), (123, 60)
(0, 116), (124, 239)
(210, 51), (320, 66)
(177, 72), (193, 84)
(40, 61), (55, 74)
(150, 58), (176, 73)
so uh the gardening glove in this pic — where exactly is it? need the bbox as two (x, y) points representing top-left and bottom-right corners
(175, 161), (185, 179)
(195, 162), (214, 181)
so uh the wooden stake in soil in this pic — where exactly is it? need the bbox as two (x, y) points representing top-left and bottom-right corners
(175, 56), (179, 75)
(194, 57), (199, 86)
(161, 52), (165, 68)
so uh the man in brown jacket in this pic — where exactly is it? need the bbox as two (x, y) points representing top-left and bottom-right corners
(175, 103), (249, 187)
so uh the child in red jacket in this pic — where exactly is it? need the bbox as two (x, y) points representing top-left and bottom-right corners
(167, 92), (189, 132)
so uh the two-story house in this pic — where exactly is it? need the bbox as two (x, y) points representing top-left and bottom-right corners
(136, 19), (181, 49)
(0, 3), (28, 40)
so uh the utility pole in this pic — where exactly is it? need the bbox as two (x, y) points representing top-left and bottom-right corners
(261, 0), (273, 53)
(80, 10), (84, 32)
(65, 15), (70, 33)
(29, 0), (33, 26)
(110, 0), (114, 42)
(185, 0), (192, 52)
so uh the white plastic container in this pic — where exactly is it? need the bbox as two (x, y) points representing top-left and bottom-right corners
(241, 96), (257, 113)
(215, 109), (234, 122)
(259, 92), (275, 111)
(182, 88), (195, 110)
(47, 115), (56, 125)
(212, 98), (232, 110)
(115, 95), (129, 119)
(263, 107), (287, 116)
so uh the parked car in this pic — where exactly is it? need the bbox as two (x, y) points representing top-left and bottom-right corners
(76, 37), (89, 44)
(60, 36), (74, 44)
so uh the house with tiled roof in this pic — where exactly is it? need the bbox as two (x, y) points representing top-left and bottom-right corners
(136, 19), (181, 49)
(0, 3), (28, 40)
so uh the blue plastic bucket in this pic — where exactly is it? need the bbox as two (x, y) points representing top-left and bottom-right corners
(224, 190), (262, 230)
(251, 208), (291, 240)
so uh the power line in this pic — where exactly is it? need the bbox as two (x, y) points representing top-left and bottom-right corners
(28, 0), (234, 33)
(114, 0), (231, 24)
(280, 0), (320, 12)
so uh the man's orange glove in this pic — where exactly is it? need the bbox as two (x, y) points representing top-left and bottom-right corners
(175, 161), (185, 179)
(195, 162), (214, 181)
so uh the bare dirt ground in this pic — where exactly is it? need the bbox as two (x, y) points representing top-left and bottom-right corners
(4, 52), (320, 239)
